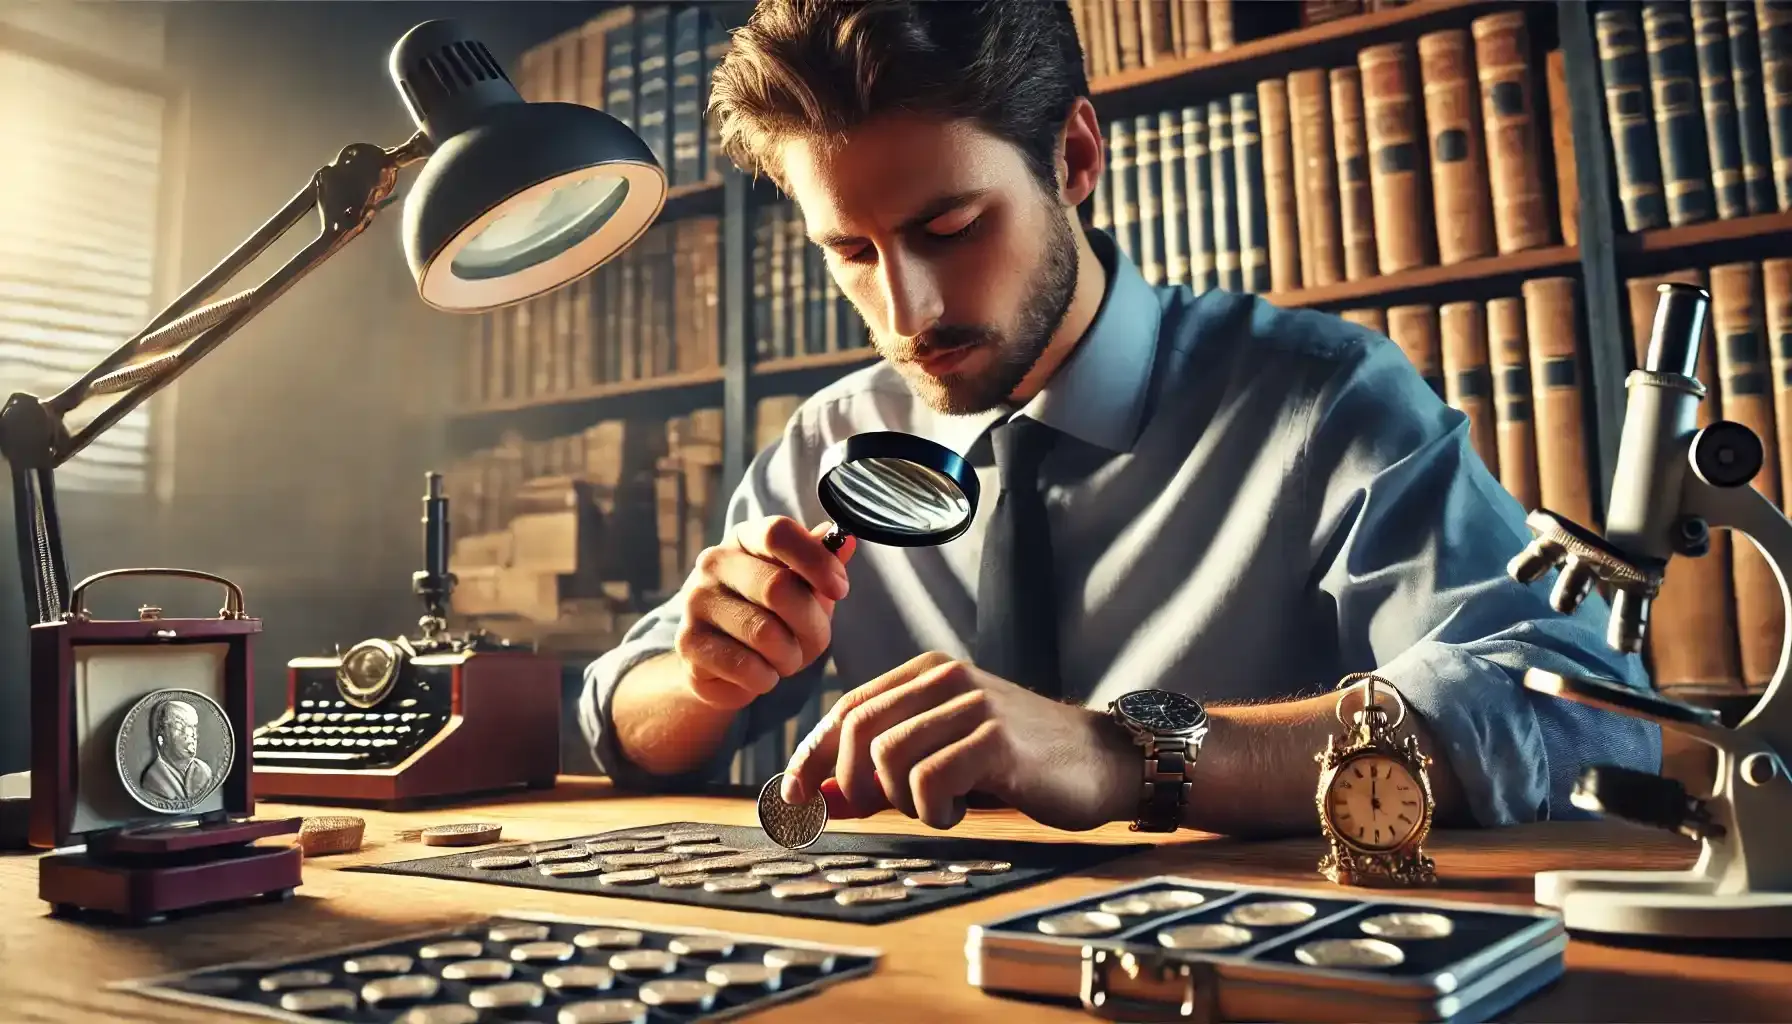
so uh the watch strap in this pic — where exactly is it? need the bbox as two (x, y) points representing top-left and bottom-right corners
(1134, 735), (1196, 833)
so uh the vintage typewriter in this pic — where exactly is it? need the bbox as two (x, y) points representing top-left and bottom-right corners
(251, 473), (561, 807)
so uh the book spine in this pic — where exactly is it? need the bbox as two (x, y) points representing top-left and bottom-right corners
(1209, 98), (1241, 291)
(1101, 0), (1122, 78)
(578, 20), (608, 110)
(1257, 79), (1302, 292)
(1643, 2), (1716, 226)
(703, 14), (731, 181)
(1208, 0), (1235, 50)
(670, 8), (705, 188)
(786, 210), (808, 358)
(1765, 258), (1792, 510)
(1759, 0), (1792, 209)
(1231, 91), (1271, 293)
(464, 314), (487, 407)
(1341, 308), (1388, 333)
(1136, 114), (1164, 286)
(752, 209), (773, 360)
(805, 233), (827, 355)
(1545, 49), (1581, 247)
(1143, 0), (1176, 63)
(1730, 3), (1778, 213)
(1182, 0), (1208, 54)
(571, 276), (594, 387)
(768, 204), (788, 361)
(1595, 6), (1671, 230)
(1159, 110), (1191, 288)
(1420, 29), (1497, 264)
(1472, 11), (1553, 253)
(1388, 304), (1447, 401)
(1289, 69), (1344, 287)
(1117, 0), (1143, 70)
(1071, 0), (1094, 81)
(1439, 300), (1501, 474)
(1111, 120), (1141, 268)
(1183, 106), (1218, 292)
(604, 14), (638, 132)
(1522, 277), (1595, 527)
(1710, 260), (1784, 688)
(1302, 1), (1362, 28)
(1693, 1), (1748, 219)
(637, 8), (673, 173)
(1360, 42), (1432, 273)
(1487, 296), (1541, 511)
(1329, 67), (1379, 281)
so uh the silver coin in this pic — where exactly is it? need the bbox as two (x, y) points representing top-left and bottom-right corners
(764, 947), (838, 971)
(343, 954), (413, 975)
(361, 974), (440, 1006)
(259, 969), (333, 992)
(529, 842), (576, 854)
(622, 831), (667, 841)
(662, 830), (721, 844)
(114, 689), (235, 814)
(639, 978), (719, 1010)
(825, 867), (896, 885)
(750, 860), (818, 878)
(772, 879), (839, 899)
(1159, 923), (1254, 950)
(758, 772), (828, 849)
(1226, 900), (1318, 927)
(470, 855), (531, 871)
(488, 923), (551, 943)
(682, 850), (789, 873)
(468, 980), (546, 1010)
(875, 857), (935, 870)
(573, 928), (644, 950)
(417, 940), (482, 960)
(543, 965), (617, 992)
(903, 871), (969, 888)
(668, 934), (737, 957)
(630, 839), (672, 853)
(395, 1006), (480, 1024)
(280, 989), (357, 1013)
(668, 842), (730, 855)
(945, 859), (1013, 875)
(598, 868), (661, 885)
(602, 851), (682, 869)
(657, 873), (710, 889)
(1099, 889), (1208, 916)
(835, 883), (909, 906)
(583, 840), (639, 855)
(1038, 911), (1124, 937)
(1360, 911), (1455, 939)
(558, 998), (649, 1024)
(608, 949), (679, 975)
(540, 860), (605, 878)
(440, 959), (513, 982)
(510, 940), (577, 963)
(704, 874), (766, 894)
(707, 961), (783, 990)
(1295, 937), (1406, 969)
(534, 848), (591, 865)
(813, 854), (871, 869)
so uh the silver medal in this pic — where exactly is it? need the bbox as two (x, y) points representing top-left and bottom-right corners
(114, 689), (234, 814)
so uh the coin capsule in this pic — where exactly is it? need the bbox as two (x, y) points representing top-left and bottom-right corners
(667, 934), (737, 957)
(608, 949), (680, 975)
(467, 981), (547, 1010)
(259, 970), (333, 992)
(510, 940), (578, 963)
(279, 989), (358, 1013)
(1158, 923), (1254, 950)
(1037, 911), (1124, 937)
(557, 998), (650, 1024)
(638, 978), (719, 1010)
(439, 959), (514, 982)
(542, 965), (617, 992)
(1294, 937), (1405, 969)
(1359, 911), (1454, 939)
(573, 928), (644, 950)
(360, 974), (440, 1006)
(417, 940), (483, 960)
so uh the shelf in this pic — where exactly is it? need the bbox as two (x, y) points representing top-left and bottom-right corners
(658, 179), (725, 221)
(754, 348), (879, 375)
(1621, 210), (1792, 275)
(751, 347), (881, 398)
(448, 367), (725, 449)
(1265, 244), (1582, 310)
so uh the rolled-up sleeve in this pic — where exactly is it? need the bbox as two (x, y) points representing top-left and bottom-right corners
(579, 412), (831, 792)
(1300, 333), (1660, 827)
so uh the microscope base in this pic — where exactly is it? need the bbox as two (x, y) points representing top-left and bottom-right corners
(1538, 868), (1792, 939)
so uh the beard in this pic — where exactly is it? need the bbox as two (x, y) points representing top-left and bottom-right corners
(873, 203), (1080, 415)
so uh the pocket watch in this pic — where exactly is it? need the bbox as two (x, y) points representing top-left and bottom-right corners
(1315, 673), (1437, 887)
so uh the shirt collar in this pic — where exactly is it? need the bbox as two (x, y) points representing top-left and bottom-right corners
(921, 229), (1160, 458)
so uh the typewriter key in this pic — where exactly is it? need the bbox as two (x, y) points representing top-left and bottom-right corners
(361, 974), (440, 1006)
(542, 965), (617, 992)
(470, 855), (531, 871)
(439, 959), (514, 983)
(421, 822), (502, 847)
(280, 989), (358, 1013)
(583, 840), (638, 855)
(704, 874), (766, 894)
(707, 961), (783, 991)
(668, 934), (737, 957)
(903, 871), (969, 888)
(640, 978), (720, 1011)
(657, 872), (710, 888)
(467, 980), (546, 1010)
(540, 860), (605, 878)
(825, 868), (896, 885)
(1037, 911), (1124, 937)
(772, 879), (839, 899)
(602, 852), (682, 869)
(573, 928), (644, 950)
(1158, 923), (1254, 951)
(395, 1006), (480, 1024)
(1225, 900), (1318, 927)
(835, 883), (910, 906)
(510, 941), (578, 964)
(419, 940), (483, 960)
(813, 854), (871, 869)
(750, 860), (818, 878)
(344, 954), (414, 975)
(534, 848), (591, 865)
(598, 868), (660, 885)
(1360, 911), (1454, 939)
(662, 830), (721, 844)
(945, 859), (1013, 875)
(557, 998), (650, 1024)
(1295, 937), (1405, 969)
(608, 949), (680, 975)
(764, 947), (838, 972)
(260, 970), (333, 992)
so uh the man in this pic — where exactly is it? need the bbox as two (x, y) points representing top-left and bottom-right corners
(582, 0), (1657, 837)
(141, 698), (213, 805)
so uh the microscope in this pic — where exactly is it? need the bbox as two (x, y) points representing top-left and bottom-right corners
(1508, 282), (1792, 939)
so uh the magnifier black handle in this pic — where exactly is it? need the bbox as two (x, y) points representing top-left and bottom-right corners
(1572, 764), (1724, 841)
(822, 526), (849, 554)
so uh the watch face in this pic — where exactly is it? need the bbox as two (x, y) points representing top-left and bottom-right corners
(1115, 690), (1207, 731)
(1324, 754), (1424, 852)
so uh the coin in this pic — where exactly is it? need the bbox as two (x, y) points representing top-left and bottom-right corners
(630, 839), (672, 852)
(510, 941), (577, 963)
(621, 831), (667, 841)
(1159, 923), (1254, 950)
(344, 954), (414, 975)
(470, 855), (530, 871)
(640, 978), (719, 1010)
(543, 965), (617, 992)
(1360, 911), (1454, 939)
(418, 940), (482, 960)
(1098, 889), (1208, 916)
(583, 840), (639, 855)
(558, 998), (649, 1024)
(825, 868), (896, 885)
(1225, 900), (1318, 927)
(259, 969), (332, 992)
(598, 869), (661, 885)
(657, 873), (710, 889)
(750, 860), (818, 878)
(540, 860), (604, 878)
(608, 949), (679, 975)
(758, 772), (827, 849)
(489, 923), (551, 943)
(468, 980), (546, 1010)
(668, 934), (737, 957)
(534, 848), (591, 865)
(662, 830), (721, 844)
(704, 875), (766, 894)
(114, 688), (235, 814)
(1295, 937), (1405, 969)
(396, 1006), (480, 1024)
(602, 851), (682, 869)
(1038, 911), (1124, 937)
(573, 928), (644, 950)
(903, 871), (969, 888)
(361, 974), (440, 1005)
(440, 959), (513, 982)
(297, 816), (365, 856)
(421, 822), (502, 846)
(813, 854), (871, 869)
(945, 859), (1013, 875)
(772, 879), (839, 899)
(668, 842), (730, 855)
(764, 947), (838, 972)
(682, 850), (789, 873)
(707, 961), (783, 990)
(280, 989), (357, 1013)
(875, 857), (935, 870)
(835, 883), (910, 905)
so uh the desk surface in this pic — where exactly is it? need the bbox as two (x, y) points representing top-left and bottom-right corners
(2, 778), (1788, 1023)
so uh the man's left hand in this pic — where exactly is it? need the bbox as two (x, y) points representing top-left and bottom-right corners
(779, 652), (1136, 832)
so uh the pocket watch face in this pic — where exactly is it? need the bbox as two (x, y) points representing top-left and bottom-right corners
(337, 639), (401, 708)
(1324, 753), (1424, 852)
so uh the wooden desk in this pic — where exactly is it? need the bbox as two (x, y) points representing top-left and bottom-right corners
(2, 777), (1788, 1023)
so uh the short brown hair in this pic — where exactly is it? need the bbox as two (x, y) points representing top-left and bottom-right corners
(707, 0), (1089, 194)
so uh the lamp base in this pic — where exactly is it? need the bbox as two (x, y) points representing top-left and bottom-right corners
(1537, 868), (1792, 939)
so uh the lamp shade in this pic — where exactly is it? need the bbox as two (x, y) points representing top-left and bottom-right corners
(388, 20), (667, 312)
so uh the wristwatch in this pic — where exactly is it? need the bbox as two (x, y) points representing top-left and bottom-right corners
(1107, 690), (1209, 833)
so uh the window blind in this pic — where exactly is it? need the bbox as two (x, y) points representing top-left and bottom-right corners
(0, 46), (166, 493)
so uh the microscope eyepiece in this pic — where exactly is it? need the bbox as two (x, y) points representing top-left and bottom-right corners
(1644, 283), (1709, 378)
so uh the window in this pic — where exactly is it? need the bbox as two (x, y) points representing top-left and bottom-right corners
(0, 43), (168, 493)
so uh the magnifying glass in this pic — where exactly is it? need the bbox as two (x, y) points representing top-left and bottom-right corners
(815, 431), (980, 553)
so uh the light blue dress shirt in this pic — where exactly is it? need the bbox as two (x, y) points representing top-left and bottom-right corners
(582, 230), (1660, 828)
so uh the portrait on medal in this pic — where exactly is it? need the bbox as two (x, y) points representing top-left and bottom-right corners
(112, 687), (235, 815)
(138, 698), (215, 804)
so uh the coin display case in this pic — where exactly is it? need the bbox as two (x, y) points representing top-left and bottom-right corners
(967, 876), (1565, 1023)
(29, 568), (302, 924)
(111, 910), (880, 1023)
(354, 821), (1138, 925)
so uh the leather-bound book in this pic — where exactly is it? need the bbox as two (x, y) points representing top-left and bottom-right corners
(1388, 305), (1446, 402)
(1419, 29), (1497, 263)
(1181, 0), (1209, 54)
(1258, 79), (1303, 292)
(1136, 114), (1164, 286)
(1472, 11), (1552, 252)
(1359, 42), (1433, 273)
(1289, 70), (1344, 287)
(1764, 258), (1792, 496)
(1595, 5), (1671, 230)
(1341, 308), (1387, 333)
(1439, 301), (1500, 476)
(1692, 1), (1748, 219)
(1758, 0), (1792, 209)
(1208, 0), (1235, 50)
(1115, 0), (1143, 70)
(1642, 2), (1716, 226)
(1301, 1), (1360, 28)
(1522, 278), (1595, 528)
(1159, 110), (1191, 289)
(1545, 49), (1580, 245)
(1141, 0), (1177, 65)
(1488, 296), (1542, 511)
(1329, 66), (1380, 281)
(1729, 2), (1777, 213)
(1210, 98), (1242, 291)
(1232, 91), (1271, 293)
(1182, 107), (1217, 292)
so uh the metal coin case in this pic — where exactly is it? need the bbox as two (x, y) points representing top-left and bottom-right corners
(113, 912), (879, 1024)
(966, 876), (1566, 1024)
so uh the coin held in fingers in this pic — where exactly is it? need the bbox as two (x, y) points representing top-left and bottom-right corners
(758, 771), (827, 850)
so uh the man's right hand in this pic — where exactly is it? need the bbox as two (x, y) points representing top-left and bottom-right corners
(673, 516), (857, 710)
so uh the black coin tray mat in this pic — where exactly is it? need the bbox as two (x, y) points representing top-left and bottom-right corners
(966, 876), (1567, 1023)
(110, 910), (879, 1023)
(350, 821), (1142, 925)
